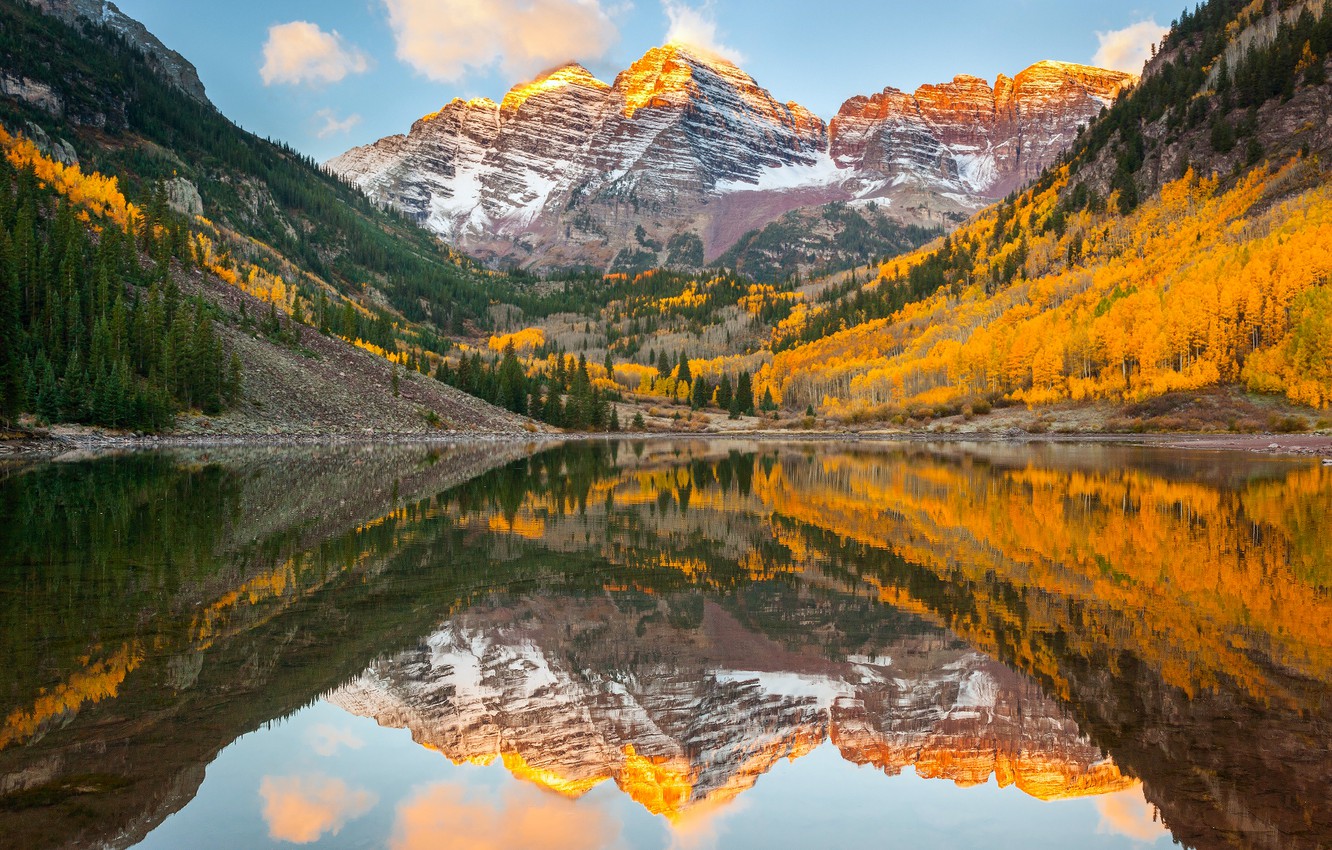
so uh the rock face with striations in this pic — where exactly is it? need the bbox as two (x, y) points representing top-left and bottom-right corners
(831, 60), (1131, 203)
(330, 44), (826, 270)
(329, 48), (1131, 272)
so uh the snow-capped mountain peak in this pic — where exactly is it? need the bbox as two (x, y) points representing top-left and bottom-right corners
(327, 49), (1133, 271)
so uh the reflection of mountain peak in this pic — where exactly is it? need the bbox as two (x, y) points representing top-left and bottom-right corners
(328, 597), (1131, 818)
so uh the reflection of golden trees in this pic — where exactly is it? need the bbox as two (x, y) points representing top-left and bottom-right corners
(478, 444), (1332, 709)
(748, 450), (1332, 705)
(0, 642), (142, 751)
(433, 442), (1330, 843)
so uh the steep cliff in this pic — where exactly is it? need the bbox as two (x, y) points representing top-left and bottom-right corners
(26, 0), (209, 104)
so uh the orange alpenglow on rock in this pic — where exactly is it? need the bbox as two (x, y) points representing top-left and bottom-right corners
(501, 63), (611, 114)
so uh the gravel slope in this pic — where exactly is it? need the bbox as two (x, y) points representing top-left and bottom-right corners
(172, 266), (542, 438)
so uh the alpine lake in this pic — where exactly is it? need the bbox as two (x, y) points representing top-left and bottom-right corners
(1, 439), (1328, 850)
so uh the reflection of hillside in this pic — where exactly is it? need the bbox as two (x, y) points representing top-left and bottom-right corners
(2, 440), (1328, 850)
(0, 442), (535, 850)
(330, 593), (1130, 820)
(474, 442), (1332, 701)
(455, 441), (1332, 850)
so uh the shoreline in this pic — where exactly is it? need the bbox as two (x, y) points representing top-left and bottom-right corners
(4, 427), (1330, 460)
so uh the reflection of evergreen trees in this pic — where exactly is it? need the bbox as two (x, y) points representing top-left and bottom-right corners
(0, 455), (241, 701)
(441, 442), (619, 517)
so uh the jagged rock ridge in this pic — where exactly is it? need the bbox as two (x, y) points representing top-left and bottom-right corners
(328, 48), (1131, 271)
(27, 0), (210, 105)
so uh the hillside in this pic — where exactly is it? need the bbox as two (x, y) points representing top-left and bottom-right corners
(752, 0), (1332, 427)
(0, 111), (529, 437)
(0, 1), (547, 436)
(0, 0), (512, 334)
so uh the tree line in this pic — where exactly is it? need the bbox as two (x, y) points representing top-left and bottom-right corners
(435, 346), (618, 431)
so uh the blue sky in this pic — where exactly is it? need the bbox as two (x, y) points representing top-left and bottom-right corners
(113, 1), (1188, 161)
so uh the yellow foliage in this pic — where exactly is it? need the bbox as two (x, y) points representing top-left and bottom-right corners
(0, 642), (142, 750)
(489, 327), (546, 353)
(0, 126), (141, 229)
(766, 160), (1332, 411)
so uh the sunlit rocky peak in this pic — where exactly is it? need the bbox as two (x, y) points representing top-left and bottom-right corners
(501, 63), (610, 113)
(328, 48), (1132, 272)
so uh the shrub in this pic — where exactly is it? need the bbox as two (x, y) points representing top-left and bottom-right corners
(1268, 414), (1308, 433)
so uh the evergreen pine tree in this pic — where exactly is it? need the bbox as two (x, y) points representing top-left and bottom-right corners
(677, 351), (692, 384)
(497, 343), (527, 415)
(340, 301), (357, 339)
(225, 351), (243, 406)
(35, 355), (60, 423)
(0, 232), (20, 418)
(543, 387), (564, 428)
(716, 373), (733, 412)
(691, 376), (711, 409)
(289, 298), (305, 344)
(736, 371), (754, 416)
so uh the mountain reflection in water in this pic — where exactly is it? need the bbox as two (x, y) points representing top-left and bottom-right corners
(0, 440), (1328, 850)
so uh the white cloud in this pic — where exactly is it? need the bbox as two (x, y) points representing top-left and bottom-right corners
(382, 0), (619, 83)
(261, 21), (371, 86)
(314, 109), (362, 139)
(663, 1), (744, 64)
(1093, 20), (1168, 75)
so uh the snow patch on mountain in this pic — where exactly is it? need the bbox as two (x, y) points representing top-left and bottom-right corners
(715, 151), (844, 194)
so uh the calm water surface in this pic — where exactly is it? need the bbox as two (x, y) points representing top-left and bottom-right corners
(1, 440), (1329, 850)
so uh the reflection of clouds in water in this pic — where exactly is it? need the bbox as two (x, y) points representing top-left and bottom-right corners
(1096, 785), (1169, 843)
(666, 796), (748, 850)
(390, 781), (623, 850)
(259, 774), (377, 843)
(307, 721), (365, 757)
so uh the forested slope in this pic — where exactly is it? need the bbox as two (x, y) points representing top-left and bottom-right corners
(758, 0), (1332, 422)
(0, 0), (512, 335)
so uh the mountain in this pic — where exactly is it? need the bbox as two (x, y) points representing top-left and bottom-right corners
(328, 47), (1131, 275)
(24, 0), (209, 104)
(829, 60), (1131, 209)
